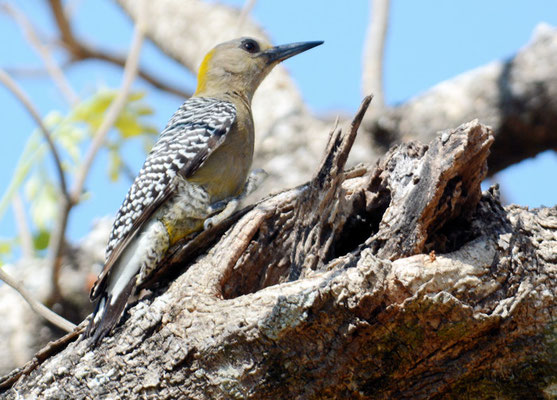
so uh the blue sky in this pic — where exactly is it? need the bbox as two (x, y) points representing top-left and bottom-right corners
(1, 0), (556, 254)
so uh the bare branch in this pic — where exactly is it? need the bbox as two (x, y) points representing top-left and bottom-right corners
(366, 24), (557, 174)
(46, 0), (190, 98)
(1, 3), (79, 105)
(0, 67), (74, 305)
(12, 192), (33, 259)
(46, 204), (70, 303)
(362, 0), (390, 108)
(0, 267), (75, 332)
(0, 69), (69, 199)
(47, 0), (78, 50)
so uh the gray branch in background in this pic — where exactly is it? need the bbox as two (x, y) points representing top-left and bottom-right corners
(236, 0), (258, 35)
(366, 24), (557, 174)
(362, 0), (390, 109)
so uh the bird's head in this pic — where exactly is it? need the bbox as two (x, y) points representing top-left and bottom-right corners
(194, 37), (323, 101)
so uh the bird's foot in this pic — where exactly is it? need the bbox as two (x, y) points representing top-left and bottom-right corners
(204, 198), (239, 230)
(203, 169), (268, 230)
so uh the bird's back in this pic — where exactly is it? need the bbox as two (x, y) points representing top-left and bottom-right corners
(188, 93), (254, 203)
(102, 96), (238, 267)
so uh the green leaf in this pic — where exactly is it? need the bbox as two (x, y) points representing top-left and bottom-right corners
(43, 110), (64, 127)
(24, 174), (41, 201)
(0, 240), (12, 255)
(71, 89), (116, 132)
(56, 123), (86, 166)
(70, 89), (155, 141)
(115, 110), (144, 138)
(141, 124), (158, 136)
(0, 238), (15, 266)
(33, 229), (50, 251)
(127, 91), (145, 102)
(134, 105), (154, 116)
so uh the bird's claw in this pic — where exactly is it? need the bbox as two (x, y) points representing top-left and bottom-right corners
(204, 199), (239, 230)
(203, 169), (267, 231)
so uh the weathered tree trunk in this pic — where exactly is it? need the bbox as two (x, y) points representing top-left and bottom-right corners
(2, 99), (555, 399)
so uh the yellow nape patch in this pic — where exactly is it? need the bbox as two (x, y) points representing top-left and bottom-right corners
(194, 49), (214, 95)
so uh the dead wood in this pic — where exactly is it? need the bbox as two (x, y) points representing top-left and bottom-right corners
(2, 99), (555, 399)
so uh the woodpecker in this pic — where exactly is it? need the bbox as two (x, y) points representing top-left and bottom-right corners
(85, 37), (323, 346)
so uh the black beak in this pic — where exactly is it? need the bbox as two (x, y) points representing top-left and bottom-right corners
(263, 41), (324, 63)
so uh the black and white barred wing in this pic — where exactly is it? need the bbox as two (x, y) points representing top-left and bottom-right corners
(90, 97), (236, 300)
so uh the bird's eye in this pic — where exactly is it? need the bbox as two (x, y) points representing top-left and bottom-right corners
(241, 39), (259, 53)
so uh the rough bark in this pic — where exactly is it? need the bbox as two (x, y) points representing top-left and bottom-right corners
(3, 102), (555, 398)
(0, 1), (555, 396)
(2, 2), (554, 380)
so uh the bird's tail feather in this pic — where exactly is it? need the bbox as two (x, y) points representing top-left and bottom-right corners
(86, 277), (135, 347)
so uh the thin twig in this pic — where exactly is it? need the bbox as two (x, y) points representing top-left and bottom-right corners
(0, 267), (75, 332)
(0, 69), (70, 300)
(1, 3), (79, 105)
(0, 69), (69, 200)
(362, 0), (390, 108)
(12, 192), (33, 259)
(47, 0), (190, 98)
